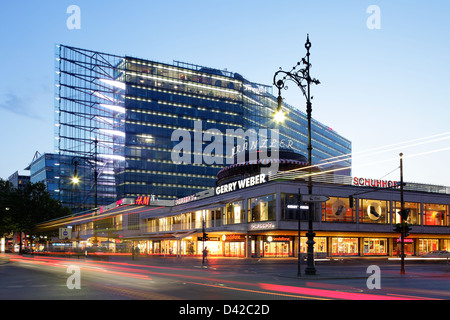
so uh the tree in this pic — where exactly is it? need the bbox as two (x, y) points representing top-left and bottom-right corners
(0, 179), (16, 236)
(0, 179), (71, 252)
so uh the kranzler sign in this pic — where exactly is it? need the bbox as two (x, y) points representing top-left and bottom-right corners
(215, 174), (267, 195)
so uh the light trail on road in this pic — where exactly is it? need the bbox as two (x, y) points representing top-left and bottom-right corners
(4, 255), (443, 300)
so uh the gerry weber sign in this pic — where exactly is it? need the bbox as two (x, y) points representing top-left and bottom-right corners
(215, 173), (267, 195)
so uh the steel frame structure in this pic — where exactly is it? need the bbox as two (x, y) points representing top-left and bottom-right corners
(55, 45), (126, 212)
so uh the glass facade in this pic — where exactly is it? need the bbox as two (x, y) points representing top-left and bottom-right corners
(331, 237), (359, 256)
(423, 203), (448, 226)
(27, 153), (60, 199)
(55, 45), (352, 210)
(248, 194), (276, 222)
(322, 197), (355, 222)
(55, 45), (125, 212)
(119, 58), (244, 200)
(393, 201), (421, 225)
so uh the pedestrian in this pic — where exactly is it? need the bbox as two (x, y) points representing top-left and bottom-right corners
(135, 245), (140, 260)
(202, 246), (209, 264)
(131, 245), (135, 260)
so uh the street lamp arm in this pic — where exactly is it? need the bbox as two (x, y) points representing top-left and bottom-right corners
(273, 69), (308, 98)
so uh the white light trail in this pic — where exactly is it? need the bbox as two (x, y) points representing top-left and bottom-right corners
(99, 103), (125, 113)
(99, 78), (126, 90)
(99, 128), (125, 137)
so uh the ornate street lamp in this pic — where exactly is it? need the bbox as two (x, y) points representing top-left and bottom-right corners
(273, 34), (320, 275)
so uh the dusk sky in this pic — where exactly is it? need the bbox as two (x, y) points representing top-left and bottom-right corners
(1, 1), (449, 186)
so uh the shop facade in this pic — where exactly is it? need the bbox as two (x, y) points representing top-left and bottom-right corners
(35, 173), (450, 259)
(126, 173), (450, 258)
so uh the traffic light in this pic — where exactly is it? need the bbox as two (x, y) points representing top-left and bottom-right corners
(393, 223), (412, 237)
(203, 232), (208, 241)
(399, 208), (411, 221)
(393, 224), (402, 233)
(404, 224), (412, 237)
(349, 195), (354, 208)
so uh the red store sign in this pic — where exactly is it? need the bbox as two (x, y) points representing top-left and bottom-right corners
(396, 238), (414, 243)
(135, 196), (151, 206)
(353, 177), (400, 189)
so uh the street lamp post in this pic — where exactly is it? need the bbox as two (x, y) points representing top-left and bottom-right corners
(273, 34), (320, 275)
(399, 153), (405, 274)
(71, 138), (99, 246)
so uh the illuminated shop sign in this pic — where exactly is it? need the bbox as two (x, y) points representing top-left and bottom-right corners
(353, 177), (400, 188)
(135, 195), (159, 205)
(396, 238), (413, 243)
(221, 234), (245, 241)
(266, 236), (290, 242)
(215, 173), (267, 195)
(175, 195), (197, 206)
(249, 221), (275, 231)
(135, 195), (151, 205)
(232, 138), (294, 156)
(286, 204), (309, 210)
(135, 196), (150, 205)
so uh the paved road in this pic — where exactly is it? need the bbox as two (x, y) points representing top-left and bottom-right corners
(0, 254), (448, 316)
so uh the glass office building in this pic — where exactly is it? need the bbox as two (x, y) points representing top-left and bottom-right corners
(24, 152), (60, 200)
(55, 45), (351, 211)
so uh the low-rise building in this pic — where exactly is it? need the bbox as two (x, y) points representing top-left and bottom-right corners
(36, 155), (450, 258)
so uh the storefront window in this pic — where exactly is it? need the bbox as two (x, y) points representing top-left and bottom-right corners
(223, 241), (245, 257)
(197, 240), (222, 257)
(331, 237), (359, 256)
(281, 193), (309, 220)
(393, 238), (415, 256)
(223, 201), (244, 225)
(194, 211), (203, 229)
(182, 212), (193, 230)
(423, 204), (448, 226)
(263, 236), (293, 257)
(322, 197), (355, 222)
(206, 208), (222, 228)
(363, 238), (387, 255)
(393, 201), (420, 225)
(419, 239), (439, 255)
(359, 199), (389, 224)
(299, 237), (327, 255)
(443, 240), (450, 251)
(248, 194), (276, 222)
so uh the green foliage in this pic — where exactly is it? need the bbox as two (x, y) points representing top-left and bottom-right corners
(0, 179), (71, 236)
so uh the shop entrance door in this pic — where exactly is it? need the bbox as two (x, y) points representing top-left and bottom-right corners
(394, 243), (414, 256)
(224, 242), (244, 257)
(263, 241), (290, 257)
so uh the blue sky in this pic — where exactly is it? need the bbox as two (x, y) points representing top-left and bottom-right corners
(1, 1), (449, 186)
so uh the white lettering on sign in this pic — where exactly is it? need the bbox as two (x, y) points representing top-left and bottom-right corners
(353, 177), (400, 188)
(175, 195), (197, 205)
(215, 174), (267, 195)
(249, 222), (275, 231)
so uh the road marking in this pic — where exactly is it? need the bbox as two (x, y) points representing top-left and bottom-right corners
(181, 280), (328, 300)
